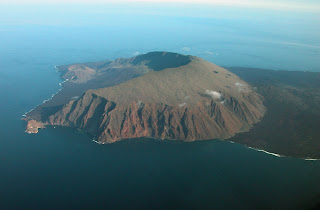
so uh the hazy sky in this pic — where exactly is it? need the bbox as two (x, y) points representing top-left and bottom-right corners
(1, 0), (320, 12)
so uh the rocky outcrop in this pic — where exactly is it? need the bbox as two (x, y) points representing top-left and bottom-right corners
(25, 120), (45, 134)
(62, 64), (96, 83)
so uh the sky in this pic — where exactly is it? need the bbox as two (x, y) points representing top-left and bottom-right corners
(0, 0), (320, 12)
(0, 0), (319, 71)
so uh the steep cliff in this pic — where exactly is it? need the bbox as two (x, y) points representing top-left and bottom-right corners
(47, 92), (264, 143)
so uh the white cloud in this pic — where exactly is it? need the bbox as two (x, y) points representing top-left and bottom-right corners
(264, 40), (320, 49)
(204, 51), (214, 55)
(235, 82), (250, 92)
(3, 0), (319, 12)
(204, 50), (215, 55)
(235, 82), (246, 87)
(71, 96), (79, 100)
(178, 102), (187, 107)
(203, 51), (220, 56)
(205, 90), (222, 100)
(181, 47), (191, 52)
(133, 51), (140, 56)
(136, 100), (143, 109)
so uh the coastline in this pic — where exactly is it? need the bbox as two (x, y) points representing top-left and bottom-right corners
(91, 136), (320, 161)
(23, 65), (66, 118)
(229, 140), (319, 161)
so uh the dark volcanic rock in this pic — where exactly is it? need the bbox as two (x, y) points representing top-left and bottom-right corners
(227, 67), (320, 159)
(131, 51), (192, 71)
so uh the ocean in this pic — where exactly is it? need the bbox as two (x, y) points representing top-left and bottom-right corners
(0, 3), (320, 208)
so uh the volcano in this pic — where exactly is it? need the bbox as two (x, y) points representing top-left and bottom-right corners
(24, 52), (266, 143)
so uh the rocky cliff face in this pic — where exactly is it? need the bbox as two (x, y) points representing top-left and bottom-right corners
(44, 91), (264, 143)
(25, 52), (266, 143)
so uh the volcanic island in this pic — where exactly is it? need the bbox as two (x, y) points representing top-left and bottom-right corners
(23, 52), (320, 159)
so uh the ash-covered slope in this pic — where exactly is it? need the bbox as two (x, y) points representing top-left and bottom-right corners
(25, 52), (266, 143)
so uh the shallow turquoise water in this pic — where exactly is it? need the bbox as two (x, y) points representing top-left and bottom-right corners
(0, 4), (320, 208)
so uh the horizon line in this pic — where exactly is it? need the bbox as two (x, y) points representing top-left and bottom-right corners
(1, 0), (320, 12)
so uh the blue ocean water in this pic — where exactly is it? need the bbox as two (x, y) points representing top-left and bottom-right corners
(0, 4), (320, 208)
